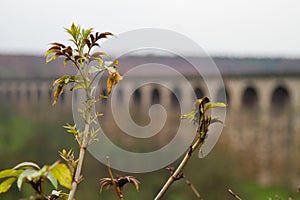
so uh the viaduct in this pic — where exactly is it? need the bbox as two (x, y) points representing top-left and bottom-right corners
(0, 55), (299, 185)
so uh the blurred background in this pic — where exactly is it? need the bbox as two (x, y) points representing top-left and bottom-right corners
(1, 0), (300, 199)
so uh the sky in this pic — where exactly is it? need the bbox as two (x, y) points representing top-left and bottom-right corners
(0, 0), (300, 57)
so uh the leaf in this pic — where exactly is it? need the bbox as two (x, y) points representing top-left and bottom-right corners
(107, 71), (123, 95)
(65, 23), (81, 44)
(63, 46), (73, 56)
(113, 59), (119, 65)
(50, 42), (66, 48)
(81, 28), (93, 39)
(17, 169), (37, 190)
(13, 162), (40, 170)
(88, 65), (105, 74)
(52, 75), (76, 106)
(99, 178), (113, 192)
(106, 66), (123, 95)
(46, 46), (62, 54)
(63, 58), (71, 67)
(181, 97), (210, 125)
(52, 84), (64, 106)
(118, 176), (140, 191)
(74, 55), (83, 61)
(83, 38), (91, 48)
(204, 102), (227, 112)
(0, 177), (16, 194)
(104, 61), (114, 68)
(99, 176), (140, 193)
(210, 117), (224, 125)
(0, 169), (23, 179)
(181, 111), (196, 121)
(45, 52), (59, 63)
(50, 164), (72, 189)
(98, 32), (114, 39)
(90, 52), (110, 58)
(96, 113), (104, 117)
(70, 83), (83, 91)
(47, 173), (58, 190)
(63, 123), (79, 137)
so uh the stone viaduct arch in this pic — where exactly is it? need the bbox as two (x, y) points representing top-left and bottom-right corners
(0, 73), (299, 185)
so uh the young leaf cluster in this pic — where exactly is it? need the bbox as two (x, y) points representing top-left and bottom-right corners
(0, 161), (72, 200)
(155, 97), (226, 199)
(59, 149), (78, 178)
(44, 23), (122, 106)
(182, 97), (226, 139)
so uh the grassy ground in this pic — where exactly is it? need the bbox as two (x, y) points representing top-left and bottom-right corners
(237, 181), (299, 200)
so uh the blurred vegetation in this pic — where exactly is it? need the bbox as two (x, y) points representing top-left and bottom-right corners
(0, 103), (299, 199)
(237, 181), (297, 199)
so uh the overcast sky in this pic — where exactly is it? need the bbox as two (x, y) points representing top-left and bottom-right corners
(0, 0), (299, 57)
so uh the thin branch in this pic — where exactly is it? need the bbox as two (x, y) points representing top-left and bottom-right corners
(67, 98), (91, 200)
(89, 68), (105, 90)
(186, 180), (203, 200)
(228, 188), (242, 200)
(154, 135), (204, 200)
(154, 98), (213, 200)
(106, 156), (123, 199)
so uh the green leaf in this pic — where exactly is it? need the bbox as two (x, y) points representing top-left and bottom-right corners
(90, 52), (110, 58)
(70, 83), (83, 91)
(31, 165), (48, 179)
(204, 102), (227, 112)
(45, 52), (58, 63)
(63, 123), (79, 137)
(88, 65), (105, 74)
(50, 164), (72, 189)
(181, 111), (195, 121)
(17, 169), (37, 190)
(47, 173), (58, 190)
(0, 169), (23, 179)
(13, 162), (40, 170)
(65, 23), (81, 44)
(104, 61), (114, 68)
(0, 177), (16, 194)
(210, 117), (224, 125)
(63, 58), (71, 67)
(52, 75), (77, 106)
(81, 28), (93, 39)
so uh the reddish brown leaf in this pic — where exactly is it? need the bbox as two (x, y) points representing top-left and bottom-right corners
(83, 38), (91, 48)
(90, 34), (95, 43)
(48, 46), (62, 51)
(50, 42), (66, 48)
(98, 32), (114, 39)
